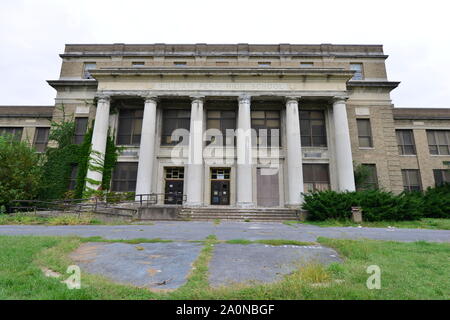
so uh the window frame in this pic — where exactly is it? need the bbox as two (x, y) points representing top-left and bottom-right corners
(83, 62), (96, 79)
(116, 109), (143, 146)
(206, 110), (236, 146)
(67, 164), (78, 191)
(396, 129), (416, 155)
(401, 169), (422, 192)
(73, 117), (88, 145)
(299, 110), (327, 148)
(0, 127), (23, 141)
(350, 63), (364, 80)
(433, 169), (450, 187)
(251, 110), (281, 147)
(33, 127), (50, 153)
(427, 130), (450, 155)
(161, 109), (191, 146)
(356, 164), (379, 191)
(111, 162), (138, 192)
(302, 164), (330, 192)
(357, 118), (373, 148)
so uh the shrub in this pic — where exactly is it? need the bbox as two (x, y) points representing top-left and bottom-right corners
(302, 189), (425, 221)
(422, 183), (450, 218)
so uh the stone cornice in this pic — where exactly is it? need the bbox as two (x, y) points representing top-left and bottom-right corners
(47, 79), (98, 89)
(347, 80), (400, 91)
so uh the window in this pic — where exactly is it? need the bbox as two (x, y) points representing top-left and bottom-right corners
(111, 162), (138, 192)
(73, 118), (88, 144)
(303, 164), (330, 192)
(206, 110), (236, 146)
(165, 167), (184, 179)
(83, 62), (96, 79)
(161, 109), (190, 145)
(117, 109), (143, 145)
(402, 169), (422, 191)
(251, 110), (281, 147)
(215, 61), (229, 66)
(350, 63), (364, 80)
(173, 61), (187, 66)
(356, 164), (378, 190)
(433, 169), (450, 187)
(300, 62), (314, 67)
(427, 130), (450, 155)
(299, 110), (327, 147)
(67, 164), (78, 190)
(33, 127), (50, 152)
(132, 61), (145, 67)
(258, 61), (271, 66)
(357, 119), (373, 148)
(0, 127), (23, 141)
(396, 130), (416, 155)
(211, 168), (230, 180)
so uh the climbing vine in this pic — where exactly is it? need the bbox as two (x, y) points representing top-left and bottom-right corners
(40, 107), (121, 200)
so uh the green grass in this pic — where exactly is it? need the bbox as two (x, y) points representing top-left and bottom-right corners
(225, 239), (316, 246)
(0, 213), (102, 226)
(284, 218), (450, 230)
(0, 235), (448, 299)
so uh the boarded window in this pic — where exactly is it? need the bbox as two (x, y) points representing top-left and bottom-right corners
(0, 127), (23, 141)
(258, 61), (271, 66)
(356, 164), (378, 190)
(117, 109), (143, 145)
(357, 119), (373, 148)
(402, 169), (422, 191)
(427, 130), (450, 155)
(132, 61), (145, 67)
(83, 62), (96, 79)
(251, 110), (280, 147)
(303, 164), (330, 192)
(73, 118), (88, 145)
(161, 109), (190, 145)
(396, 130), (416, 155)
(350, 63), (364, 80)
(33, 127), (50, 152)
(433, 169), (450, 187)
(299, 110), (327, 147)
(111, 162), (138, 192)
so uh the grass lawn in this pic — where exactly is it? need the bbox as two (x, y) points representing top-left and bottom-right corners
(284, 218), (450, 230)
(0, 234), (449, 300)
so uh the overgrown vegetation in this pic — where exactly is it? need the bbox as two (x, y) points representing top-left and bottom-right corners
(0, 105), (121, 210)
(0, 136), (44, 212)
(0, 235), (448, 299)
(302, 185), (450, 221)
(0, 213), (101, 225)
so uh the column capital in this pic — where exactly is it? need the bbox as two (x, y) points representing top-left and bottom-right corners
(285, 96), (301, 103)
(95, 93), (110, 103)
(190, 95), (205, 103)
(332, 96), (349, 104)
(238, 94), (251, 104)
(140, 92), (158, 103)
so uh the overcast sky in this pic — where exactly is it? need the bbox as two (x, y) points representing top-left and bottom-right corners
(0, 0), (449, 108)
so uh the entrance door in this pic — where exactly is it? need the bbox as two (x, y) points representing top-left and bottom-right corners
(210, 168), (231, 205)
(257, 168), (279, 207)
(164, 167), (184, 205)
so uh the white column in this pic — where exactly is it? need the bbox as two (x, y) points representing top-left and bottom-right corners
(85, 95), (110, 192)
(185, 96), (204, 206)
(285, 97), (304, 206)
(333, 98), (356, 191)
(135, 96), (157, 199)
(236, 95), (254, 207)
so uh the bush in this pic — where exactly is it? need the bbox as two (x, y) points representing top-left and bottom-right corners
(422, 183), (450, 218)
(0, 136), (44, 210)
(302, 189), (424, 221)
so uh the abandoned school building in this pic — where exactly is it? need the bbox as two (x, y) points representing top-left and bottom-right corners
(1, 43), (450, 212)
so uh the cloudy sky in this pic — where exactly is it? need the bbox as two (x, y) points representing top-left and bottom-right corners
(0, 0), (449, 108)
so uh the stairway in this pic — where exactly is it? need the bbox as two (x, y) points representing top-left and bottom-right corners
(178, 207), (300, 222)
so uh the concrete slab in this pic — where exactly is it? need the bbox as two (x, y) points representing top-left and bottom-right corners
(70, 241), (203, 290)
(209, 243), (342, 287)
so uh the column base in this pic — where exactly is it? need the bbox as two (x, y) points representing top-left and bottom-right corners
(236, 202), (255, 208)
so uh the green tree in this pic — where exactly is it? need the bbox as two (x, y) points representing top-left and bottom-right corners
(0, 135), (44, 210)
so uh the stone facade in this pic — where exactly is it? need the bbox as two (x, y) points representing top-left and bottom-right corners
(1, 43), (449, 207)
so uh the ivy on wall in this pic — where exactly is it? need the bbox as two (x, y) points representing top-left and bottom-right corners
(40, 111), (120, 200)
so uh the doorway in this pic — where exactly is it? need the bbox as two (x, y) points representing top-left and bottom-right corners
(164, 167), (184, 205)
(210, 168), (230, 205)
